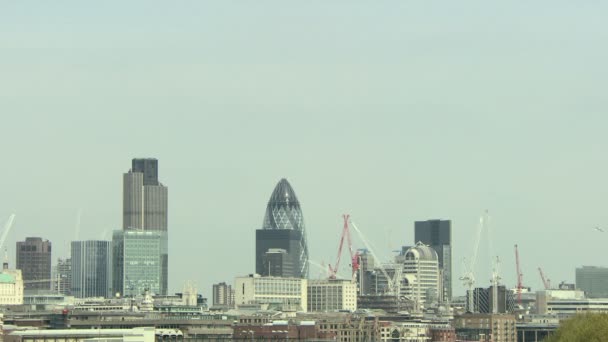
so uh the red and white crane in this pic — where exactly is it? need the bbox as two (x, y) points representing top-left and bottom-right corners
(328, 214), (359, 281)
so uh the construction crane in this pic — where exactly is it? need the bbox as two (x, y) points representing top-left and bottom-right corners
(538, 267), (551, 290)
(0, 214), (16, 253)
(350, 219), (399, 295)
(328, 215), (359, 281)
(0, 214), (16, 267)
(514, 244), (524, 306)
(460, 213), (486, 312)
(491, 256), (502, 314)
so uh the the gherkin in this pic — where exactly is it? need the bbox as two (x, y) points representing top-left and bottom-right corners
(256, 179), (309, 278)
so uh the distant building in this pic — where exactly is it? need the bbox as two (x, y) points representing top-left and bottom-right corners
(400, 242), (440, 306)
(535, 288), (585, 315)
(112, 230), (163, 296)
(262, 248), (293, 277)
(356, 249), (375, 295)
(0, 264), (23, 305)
(307, 279), (357, 312)
(255, 179), (309, 278)
(235, 274), (307, 312)
(16, 237), (52, 291)
(212, 282), (234, 308)
(6, 327), (156, 342)
(123, 158), (168, 295)
(454, 313), (517, 342)
(415, 219), (452, 302)
(468, 285), (515, 314)
(71, 241), (111, 298)
(52, 257), (71, 295)
(576, 266), (608, 298)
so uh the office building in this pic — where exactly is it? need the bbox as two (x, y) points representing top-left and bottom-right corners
(52, 257), (71, 296)
(112, 230), (163, 296)
(401, 242), (440, 306)
(576, 266), (608, 298)
(261, 248), (293, 277)
(235, 274), (307, 312)
(356, 249), (375, 295)
(123, 158), (168, 294)
(71, 241), (111, 298)
(415, 219), (452, 301)
(307, 279), (357, 312)
(255, 179), (309, 278)
(15, 237), (52, 291)
(468, 285), (515, 314)
(212, 282), (234, 308)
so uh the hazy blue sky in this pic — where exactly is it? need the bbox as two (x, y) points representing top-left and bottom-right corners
(1, 2), (607, 296)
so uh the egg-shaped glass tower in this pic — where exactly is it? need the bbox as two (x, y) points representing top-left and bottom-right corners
(256, 179), (309, 278)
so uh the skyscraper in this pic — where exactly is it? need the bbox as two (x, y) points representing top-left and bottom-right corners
(576, 266), (608, 298)
(255, 179), (309, 278)
(415, 219), (452, 302)
(71, 240), (112, 298)
(16, 237), (52, 291)
(401, 243), (440, 305)
(123, 158), (168, 294)
(112, 230), (163, 296)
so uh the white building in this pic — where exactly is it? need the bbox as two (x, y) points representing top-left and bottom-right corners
(0, 268), (23, 305)
(307, 279), (357, 312)
(401, 242), (440, 306)
(535, 289), (585, 314)
(546, 298), (608, 316)
(235, 274), (307, 312)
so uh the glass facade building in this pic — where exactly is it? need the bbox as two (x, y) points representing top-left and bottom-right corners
(576, 266), (608, 298)
(112, 230), (163, 297)
(256, 179), (309, 278)
(71, 240), (111, 298)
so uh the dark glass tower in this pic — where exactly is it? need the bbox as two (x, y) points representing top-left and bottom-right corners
(415, 219), (452, 302)
(255, 179), (309, 278)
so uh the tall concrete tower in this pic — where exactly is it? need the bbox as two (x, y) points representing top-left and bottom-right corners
(255, 179), (309, 278)
(122, 158), (168, 294)
(16, 237), (52, 291)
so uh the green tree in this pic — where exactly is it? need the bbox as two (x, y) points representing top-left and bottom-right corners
(544, 313), (608, 342)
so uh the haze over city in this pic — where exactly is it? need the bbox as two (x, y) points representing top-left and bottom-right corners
(2, 1), (607, 301)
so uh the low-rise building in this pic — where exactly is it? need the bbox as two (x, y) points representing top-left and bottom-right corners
(235, 274), (307, 312)
(307, 279), (357, 312)
(6, 327), (155, 342)
(453, 313), (517, 342)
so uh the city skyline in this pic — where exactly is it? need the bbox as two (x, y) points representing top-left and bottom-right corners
(2, 1), (608, 299)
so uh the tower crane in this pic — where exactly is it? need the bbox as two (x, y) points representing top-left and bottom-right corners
(328, 215), (359, 281)
(460, 214), (486, 313)
(514, 244), (524, 306)
(538, 267), (551, 290)
(0, 214), (16, 269)
(491, 256), (502, 314)
(350, 219), (399, 295)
